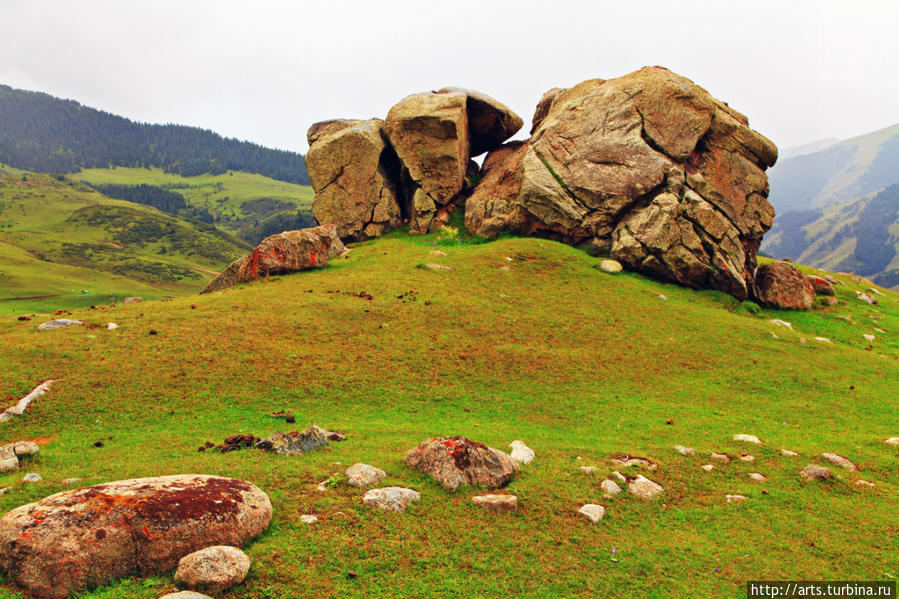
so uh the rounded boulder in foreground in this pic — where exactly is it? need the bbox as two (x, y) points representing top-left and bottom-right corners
(598, 259), (623, 274)
(174, 545), (250, 592)
(0, 474), (272, 599)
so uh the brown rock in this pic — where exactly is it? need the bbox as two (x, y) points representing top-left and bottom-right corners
(438, 88), (523, 156)
(800, 464), (832, 481)
(754, 262), (816, 310)
(808, 276), (835, 296)
(306, 119), (403, 241)
(201, 225), (344, 293)
(471, 494), (518, 513)
(0, 475), (272, 599)
(404, 436), (519, 491)
(174, 545), (250, 592)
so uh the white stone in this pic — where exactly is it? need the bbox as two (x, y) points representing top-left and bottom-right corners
(579, 466), (599, 474)
(701, 464), (715, 472)
(160, 592), (214, 599)
(300, 514), (318, 524)
(779, 449), (799, 457)
(748, 472), (766, 482)
(768, 319), (793, 329)
(578, 504), (606, 523)
(14, 442), (39, 457)
(106, 322), (119, 330)
(362, 487), (420, 512)
(856, 292), (878, 305)
(627, 475), (663, 500)
(0, 445), (18, 473)
(37, 319), (84, 331)
(658, 294), (668, 301)
(710, 453), (730, 463)
(726, 494), (747, 503)
(22, 473), (41, 483)
(62, 477), (82, 484)
(821, 453), (857, 471)
(174, 545), (249, 592)
(600, 479), (622, 496)
(814, 337), (832, 343)
(733, 434), (761, 444)
(424, 263), (454, 271)
(345, 463), (386, 488)
(855, 480), (876, 488)
(739, 454), (755, 462)
(598, 259), (622, 274)
(673, 445), (695, 456)
(471, 494), (518, 512)
(611, 471), (626, 482)
(0, 380), (55, 422)
(867, 287), (885, 297)
(429, 250), (447, 256)
(863, 334), (876, 343)
(886, 437), (899, 446)
(509, 440), (535, 464)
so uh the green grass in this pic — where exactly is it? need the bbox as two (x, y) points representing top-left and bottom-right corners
(77, 166), (315, 238)
(0, 233), (897, 598)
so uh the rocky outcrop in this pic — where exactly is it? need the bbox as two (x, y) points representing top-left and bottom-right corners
(201, 225), (344, 293)
(754, 262), (816, 310)
(306, 119), (403, 240)
(404, 436), (519, 491)
(0, 475), (272, 599)
(465, 67), (778, 300)
(254, 425), (329, 456)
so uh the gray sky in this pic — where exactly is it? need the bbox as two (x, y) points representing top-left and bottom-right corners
(2, 0), (897, 155)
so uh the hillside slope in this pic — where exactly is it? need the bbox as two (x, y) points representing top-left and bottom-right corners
(0, 164), (250, 312)
(762, 185), (899, 290)
(767, 123), (899, 214)
(1, 233), (896, 598)
(0, 84), (308, 184)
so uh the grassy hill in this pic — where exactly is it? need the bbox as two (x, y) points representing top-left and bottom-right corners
(0, 164), (250, 314)
(762, 185), (899, 290)
(76, 167), (315, 244)
(0, 231), (896, 598)
(767, 123), (899, 214)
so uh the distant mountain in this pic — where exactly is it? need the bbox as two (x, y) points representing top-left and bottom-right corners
(767, 124), (899, 214)
(761, 184), (899, 290)
(778, 137), (841, 160)
(0, 84), (309, 185)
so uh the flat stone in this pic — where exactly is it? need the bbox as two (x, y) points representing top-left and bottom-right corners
(300, 515), (318, 524)
(22, 473), (41, 483)
(429, 250), (447, 256)
(863, 334), (876, 343)
(768, 319), (793, 329)
(62, 477), (82, 484)
(814, 336), (832, 343)
(508, 440), (535, 464)
(800, 464), (832, 481)
(345, 463), (386, 488)
(174, 545), (250, 593)
(854, 480), (876, 488)
(578, 504), (606, 523)
(14, 442), (39, 457)
(611, 471), (627, 482)
(748, 472), (766, 482)
(733, 434), (761, 444)
(710, 453), (730, 463)
(739, 454), (755, 462)
(701, 464), (715, 472)
(471, 494), (518, 513)
(627, 474), (664, 500)
(106, 323), (118, 330)
(600, 480), (622, 496)
(598, 259), (623, 274)
(37, 319), (84, 331)
(820, 453), (857, 471)
(160, 592), (214, 599)
(780, 449), (799, 457)
(856, 292), (878, 305)
(579, 466), (600, 474)
(123, 296), (142, 303)
(726, 494), (747, 503)
(423, 263), (454, 272)
(673, 445), (695, 456)
(362, 487), (421, 512)
(886, 438), (899, 446)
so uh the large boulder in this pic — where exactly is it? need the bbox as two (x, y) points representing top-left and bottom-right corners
(404, 436), (519, 491)
(201, 225), (344, 293)
(465, 67), (777, 300)
(306, 119), (404, 241)
(0, 475), (272, 599)
(754, 262), (816, 310)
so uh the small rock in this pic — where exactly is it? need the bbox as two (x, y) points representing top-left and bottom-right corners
(867, 287), (885, 297)
(726, 494), (747, 503)
(498, 265), (512, 272)
(863, 334), (876, 343)
(14, 442), (39, 457)
(160, 592), (214, 599)
(423, 263), (454, 271)
(174, 545), (250, 592)
(22, 473), (41, 483)
(701, 464), (715, 472)
(471, 494), (518, 513)
(345, 463), (386, 488)
(122, 296), (143, 303)
(673, 445), (695, 456)
(62, 477), (82, 484)
(578, 504), (606, 523)
(610, 456), (657, 470)
(106, 323), (118, 330)
(739, 454), (755, 462)
(820, 453), (857, 471)
(362, 487), (420, 512)
(627, 474), (663, 500)
(710, 453), (730, 463)
(600, 480), (622, 496)
(509, 440), (535, 464)
(886, 437), (899, 446)
(611, 471), (626, 482)
(37, 319), (84, 331)
(733, 434), (761, 444)
(748, 472), (766, 482)
(779, 449), (799, 457)
(823, 274), (842, 286)
(854, 480), (875, 488)
(598, 259), (622, 274)
(814, 336), (832, 343)
(254, 425), (329, 456)
(429, 250), (447, 256)
(768, 319), (793, 329)
(300, 515), (318, 524)
(658, 294), (668, 301)
(856, 292), (878, 305)
(800, 464), (831, 481)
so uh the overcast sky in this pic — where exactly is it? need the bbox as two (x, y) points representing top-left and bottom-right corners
(2, 0), (897, 155)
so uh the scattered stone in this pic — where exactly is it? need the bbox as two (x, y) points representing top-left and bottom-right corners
(471, 494), (518, 513)
(160, 592), (214, 599)
(823, 274), (842, 286)
(300, 514), (318, 524)
(362, 487), (421, 512)
(579, 466), (599, 474)
(1, 380), (55, 423)
(423, 263), (454, 272)
(122, 296), (142, 303)
(0, 488), (8, 495)
(726, 494), (747, 503)
(779, 449), (799, 457)
(673, 445), (695, 456)
(854, 480), (876, 488)
(814, 337), (832, 343)
(611, 471), (627, 482)
(0, 445), (18, 473)
(254, 425), (329, 456)
(820, 453), (857, 471)
(701, 464), (715, 472)
(754, 262), (815, 310)
(769, 332), (780, 339)
(748, 472), (766, 482)
(855, 292), (878, 305)
(733, 434), (761, 444)
(768, 319), (793, 329)
(22, 473), (41, 483)
(106, 322), (118, 330)
(658, 294), (668, 301)
(867, 287), (885, 297)
(807, 276), (835, 296)
(578, 504), (606, 524)
(739, 454), (755, 463)
(0, 475), (271, 599)
(609, 456), (657, 470)
(429, 250), (447, 256)
(345, 463), (386, 488)
(174, 545), (250, 593)
(62, 477), (82, 484)
(886, 437), (899, 446)
(13, 442), (38, 457)
(800, 464), (832, 481)
(627, 475), (664, 500)
(508, 440), (535, 464)
(710, 453), (730, 463)
(863, 334), (876, 343)
(404, 436), (519, 490)
(598, 259), (622, 274)
(600, 480), (622, 496)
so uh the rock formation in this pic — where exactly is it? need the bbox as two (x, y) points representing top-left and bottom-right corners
(201, 225), (344, 293)
(404, 436), (519, 490)
(0, 475), (271, 599)
(754, 262), (815, 310)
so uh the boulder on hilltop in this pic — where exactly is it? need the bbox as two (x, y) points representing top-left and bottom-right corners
(465, 67), (778, 300)
(201, 224), (345, 293)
